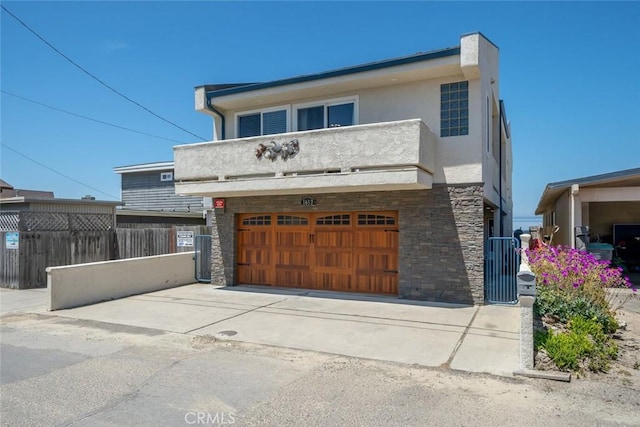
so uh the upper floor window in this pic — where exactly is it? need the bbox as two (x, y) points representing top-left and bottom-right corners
(160, 172), (173, 182)
(294, 97), (358, 131)
(440, 81), (469, 137)
(237, 106), (289, 138)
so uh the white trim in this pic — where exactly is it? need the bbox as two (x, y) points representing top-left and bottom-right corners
(485, 95), (490, 153)
(234, 104), (291, 137)
(114, 161), (174, 174)
(578, 187), (640, 203)
(160, 172), (174, 182)
(292, 95), (359, 131)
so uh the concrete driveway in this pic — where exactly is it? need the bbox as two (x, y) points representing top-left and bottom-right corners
(1, 284), (520, 376)
(0, 288), (48, 316)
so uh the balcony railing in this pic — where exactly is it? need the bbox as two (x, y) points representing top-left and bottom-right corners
(174, 119), (436, 197)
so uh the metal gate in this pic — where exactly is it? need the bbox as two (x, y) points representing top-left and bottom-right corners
(485, 237), (519, 304)
(195, 235), (212, 283)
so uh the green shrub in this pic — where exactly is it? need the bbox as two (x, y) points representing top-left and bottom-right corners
(534, 329), (550, 349)
(543, 328), (593, 371)
(534, 286), (619, 334)
(536, 316), (618, 373)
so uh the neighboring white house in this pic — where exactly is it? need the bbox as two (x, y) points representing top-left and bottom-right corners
(535, 168), (640, 271)
(173, 32), (513, 304)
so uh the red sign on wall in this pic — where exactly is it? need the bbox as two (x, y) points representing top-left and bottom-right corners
(214, 198), (225, 209)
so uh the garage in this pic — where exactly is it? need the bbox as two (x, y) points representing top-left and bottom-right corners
(237, 211), (398, 294)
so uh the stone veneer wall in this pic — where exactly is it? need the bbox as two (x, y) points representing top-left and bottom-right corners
(209, 184), (485, 304)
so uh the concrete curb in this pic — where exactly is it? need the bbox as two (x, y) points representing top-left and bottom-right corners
(513, 369), (572, 382)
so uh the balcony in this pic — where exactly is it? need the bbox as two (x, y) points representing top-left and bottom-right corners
(173, 119), (436, 197)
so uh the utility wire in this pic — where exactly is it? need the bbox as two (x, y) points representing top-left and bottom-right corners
(1, 5), (208, 142)
(0, 143), (120, 200)
(2, 90), (186, 144)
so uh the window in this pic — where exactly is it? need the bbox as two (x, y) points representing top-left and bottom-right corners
(486, 96), (490, 152)
(277, 215), (309, 225)
(357, 214), (395, 226)
(160, 172), (173, 182)
(237, 107), (289, 138)
(242, 215), (272, 226)
(316, 214), (351, 226)
(294, 97), (357, 131)
(440, 81), (469, 137)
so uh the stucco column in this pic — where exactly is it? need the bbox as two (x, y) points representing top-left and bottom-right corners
(519, 295), (535, 370)
(209, 210), (227, 286)
(518, 233), (534, 370)
(519, 233), (531, 268)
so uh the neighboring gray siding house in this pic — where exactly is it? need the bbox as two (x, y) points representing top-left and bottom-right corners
(113, 162), (206, 226)
(173, 33), (513, 304)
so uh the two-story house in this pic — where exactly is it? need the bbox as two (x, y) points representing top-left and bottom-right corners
(173, 32), (513, 304)
(113, 161), (207, 226)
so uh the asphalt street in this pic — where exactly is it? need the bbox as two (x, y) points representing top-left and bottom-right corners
(1, 312), (639, 427)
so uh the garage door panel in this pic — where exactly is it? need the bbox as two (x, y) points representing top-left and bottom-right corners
(237, 215), (273, 285)
(313, 272), (353, 291)
(314, 230), (353, 248)
(315, 251), (352, 270)
(353, 221), (398, 294)
(276, 250), (310, 268)
(355, 274), (397, 294)
(275, 231), (310, 267)
(275, 233), (310, 287)
(355, 253), (397, 272)
(276, 230), (309, 247)
(238, 230), (271, 246)
(354, 230), (398, 249)
(238, 267), (270, 285)
(275, 269), (310, 287)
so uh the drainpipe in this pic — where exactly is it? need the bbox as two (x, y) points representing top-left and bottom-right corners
(205, 94), (225, 140)
(499, 101), (504, 237)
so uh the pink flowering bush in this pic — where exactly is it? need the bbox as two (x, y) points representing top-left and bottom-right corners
(526, 245), (636, 334)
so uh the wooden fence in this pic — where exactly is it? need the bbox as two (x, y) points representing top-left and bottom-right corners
(0, 226), (212, 289)
(115, 226), (211, 258)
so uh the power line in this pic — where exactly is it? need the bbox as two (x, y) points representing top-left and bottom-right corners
(2, 90), (187, 144)
(0, 143), (120, 200)
(1, 5), (208, 142)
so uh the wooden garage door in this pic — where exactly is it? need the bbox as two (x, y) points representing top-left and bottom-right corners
(237, 212), (398, 294)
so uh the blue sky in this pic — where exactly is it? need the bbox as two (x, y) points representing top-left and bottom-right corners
(1, 1), (639, 220)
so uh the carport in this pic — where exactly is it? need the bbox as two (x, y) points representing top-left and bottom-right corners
(535, 168), (640, 274)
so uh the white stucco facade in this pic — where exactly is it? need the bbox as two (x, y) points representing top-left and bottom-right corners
(178, 32), (513, 237)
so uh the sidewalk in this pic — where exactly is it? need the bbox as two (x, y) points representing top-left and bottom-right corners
(0, 288), (48, 316)
(1, 284), (520, 376)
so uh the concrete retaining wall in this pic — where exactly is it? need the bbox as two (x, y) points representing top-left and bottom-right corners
(47, 252), (195, 310)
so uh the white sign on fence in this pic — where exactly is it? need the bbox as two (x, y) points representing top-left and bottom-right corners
(177, 230), (194, 247)
(5, 232), (19, 250)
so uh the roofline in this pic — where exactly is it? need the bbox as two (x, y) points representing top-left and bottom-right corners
(114, 161), (174, 174)
(546, 167), (640, 189)
(195, 83), (258, 92)
(205, 46), (461, 99)
(0, 196), (122, 206)
(534, 167), (640, 215)
(116, 208), (204, 218)
(461, 31), (499, 49)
